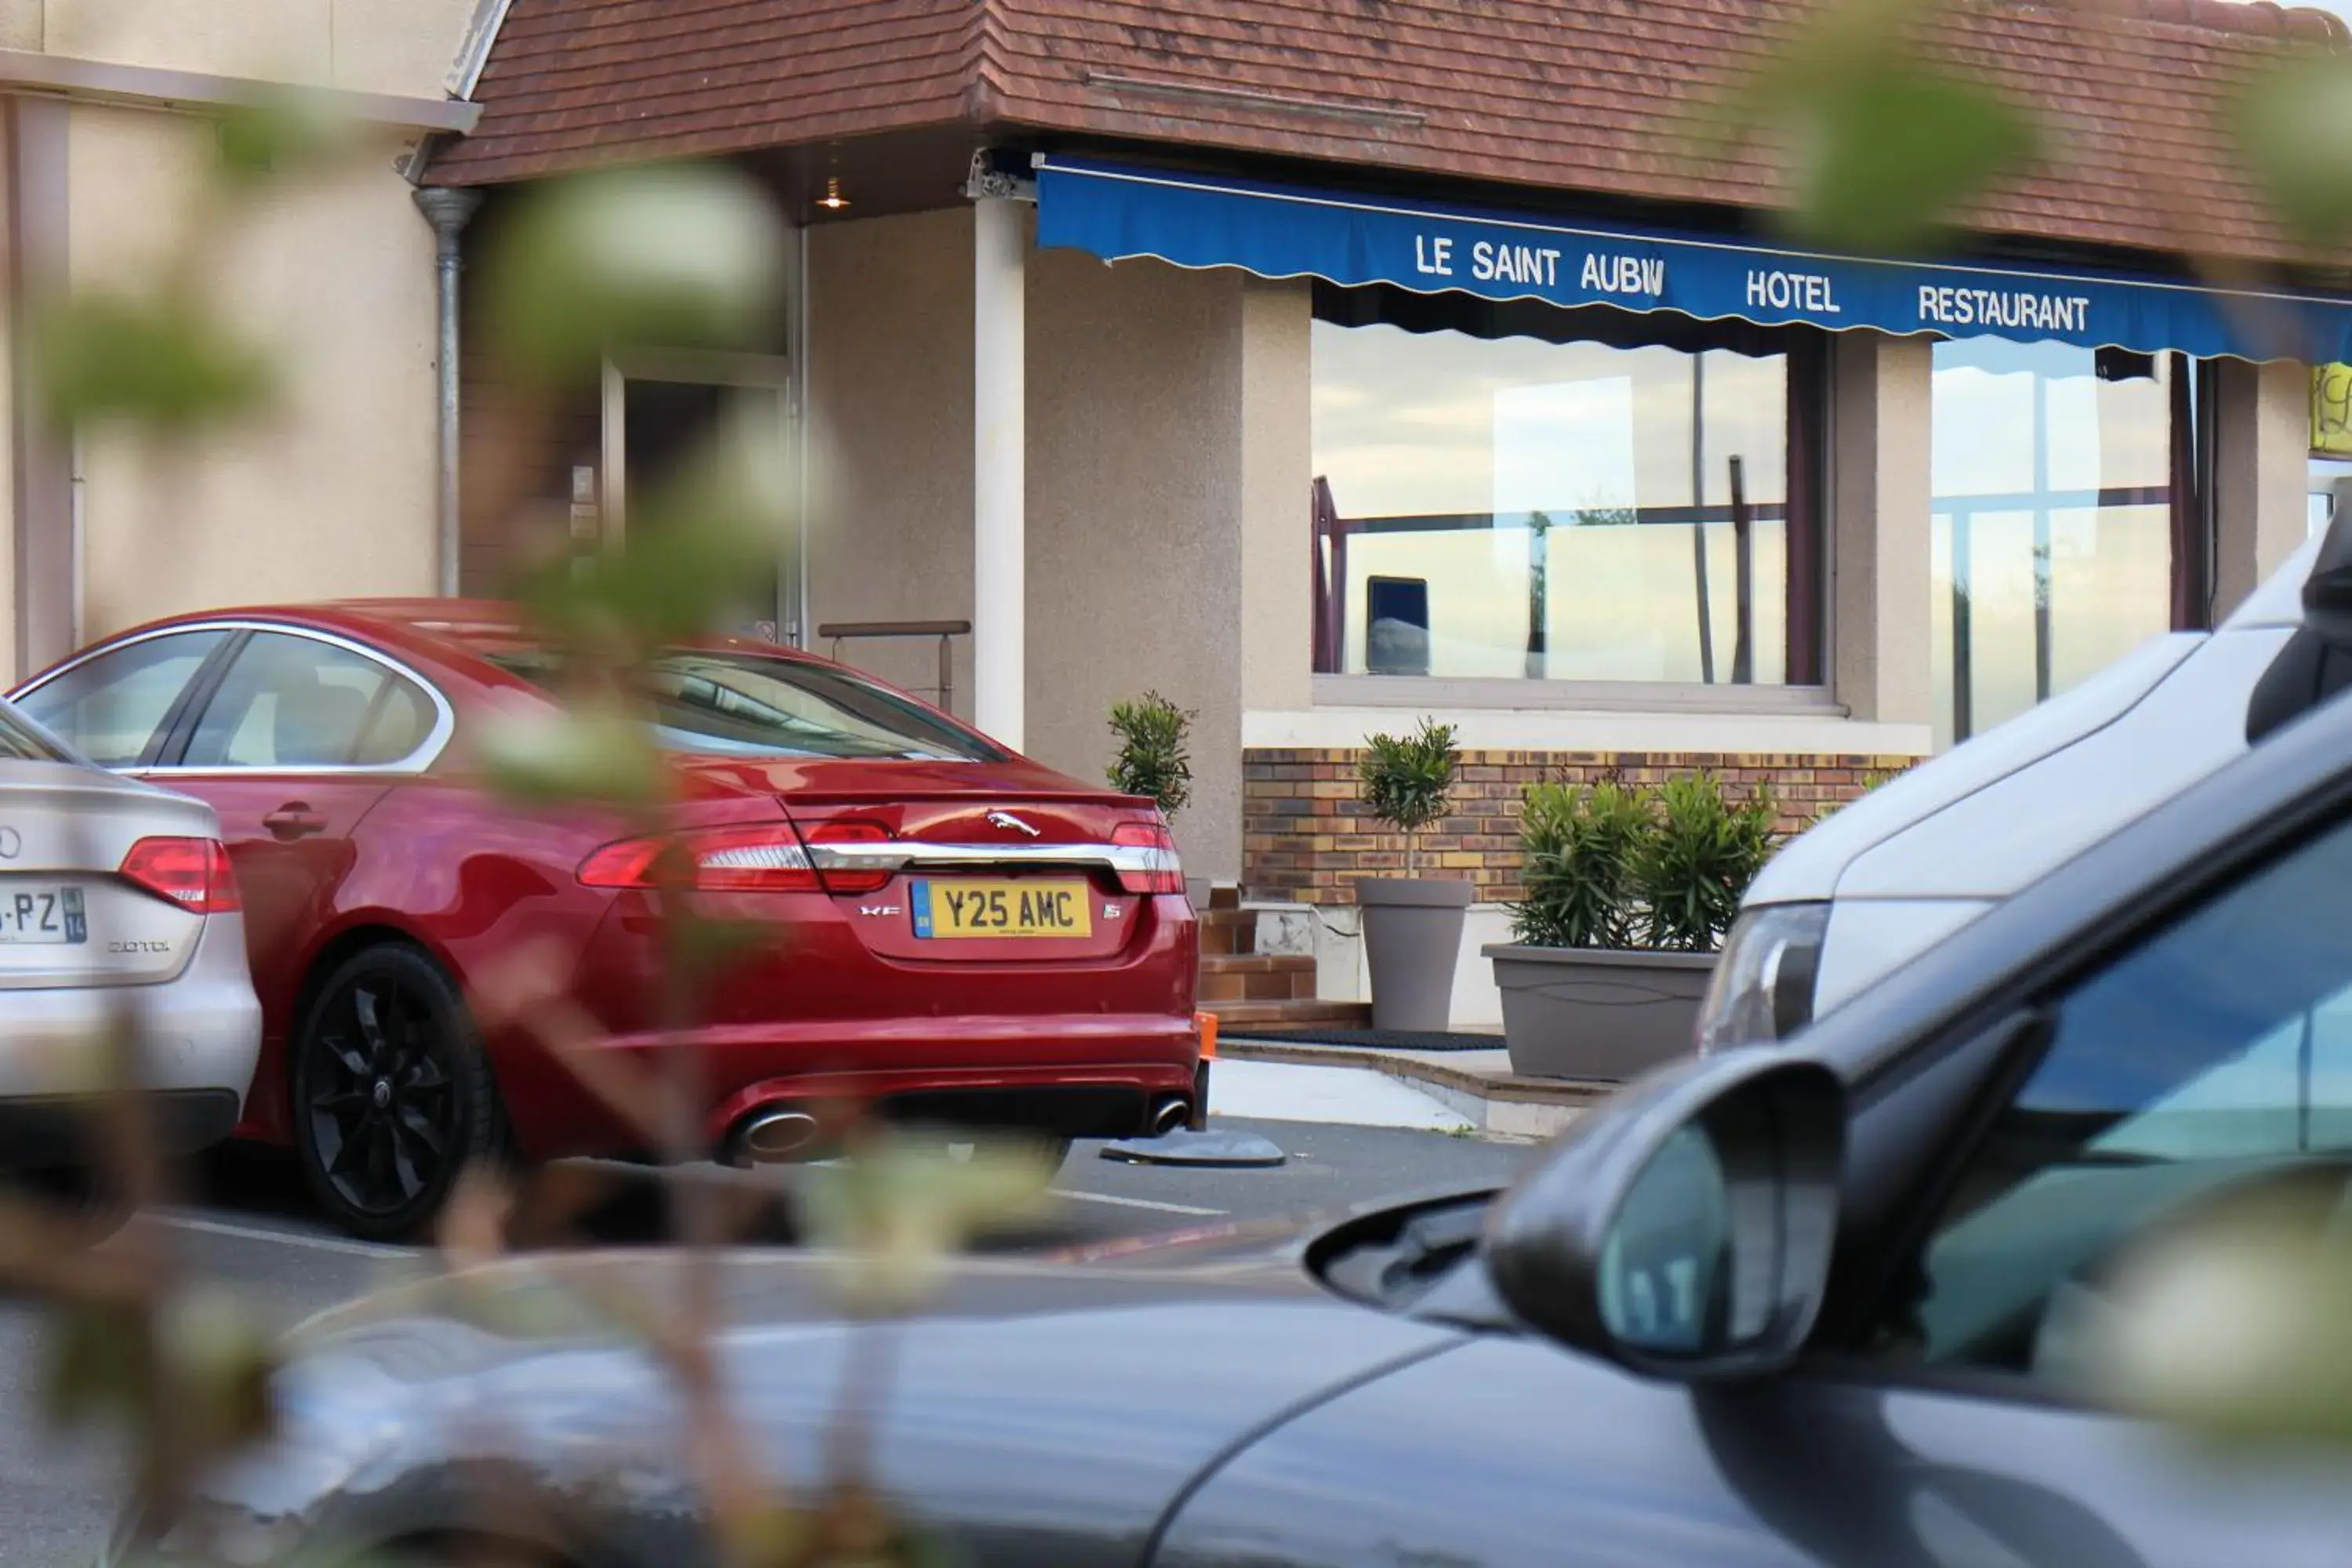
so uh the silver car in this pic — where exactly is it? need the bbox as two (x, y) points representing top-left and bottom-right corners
(0, 696), (259, 1184)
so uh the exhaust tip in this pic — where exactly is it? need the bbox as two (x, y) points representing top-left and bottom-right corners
(1150, 1098), (1191, 1137)
(737, 1108), (822, 1163)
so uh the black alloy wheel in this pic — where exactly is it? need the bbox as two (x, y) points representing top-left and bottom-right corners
(292, 944), (499, 1241)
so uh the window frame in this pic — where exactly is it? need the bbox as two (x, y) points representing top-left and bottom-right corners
(1305, 286), (1835, 704)
(8, 626), (236, 768)
(13, 622), (456, 778)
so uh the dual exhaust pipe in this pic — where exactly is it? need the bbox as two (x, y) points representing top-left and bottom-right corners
(731, 1096), (1195, 1164)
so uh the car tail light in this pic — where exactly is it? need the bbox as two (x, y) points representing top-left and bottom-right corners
(801, 820), (893, 896)
(1112, 819), (1184, 895)
(118, 837), (241, 913)
(578, 822), (895, 895)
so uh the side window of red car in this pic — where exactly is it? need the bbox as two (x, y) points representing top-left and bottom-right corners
(183, 632), (434, 770)
(16, 630), (229, 767)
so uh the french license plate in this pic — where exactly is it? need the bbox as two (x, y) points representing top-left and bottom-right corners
(0, 886), (86, 945)
(910, 879), (1092, 939)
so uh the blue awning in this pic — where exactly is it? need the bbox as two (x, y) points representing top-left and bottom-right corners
(1034, 155), (2352, 364)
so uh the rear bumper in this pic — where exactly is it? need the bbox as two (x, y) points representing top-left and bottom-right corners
(497, 1013), (1201, 1160)
(0, 916), (260, 1109)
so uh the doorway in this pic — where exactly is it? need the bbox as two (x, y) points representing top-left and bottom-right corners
(601, 350), (799, 643)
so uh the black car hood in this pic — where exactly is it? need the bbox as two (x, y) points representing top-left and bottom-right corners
(166, 1250), (1468, 1566)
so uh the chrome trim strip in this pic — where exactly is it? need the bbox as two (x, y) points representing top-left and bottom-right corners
(12, 619), (457, 777)
(807, 840), (1167, 875)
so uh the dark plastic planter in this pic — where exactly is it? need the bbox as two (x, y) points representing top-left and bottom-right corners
(1359, 878), (1474, 1031)
(1483, 943), (1715, 1080)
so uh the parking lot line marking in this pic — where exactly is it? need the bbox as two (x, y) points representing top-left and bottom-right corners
(152, 1212), (416, 1259)
(1050, 1189), (1225, 1217)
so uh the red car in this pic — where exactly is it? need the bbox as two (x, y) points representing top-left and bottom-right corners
(9, 603), (1200, 1238)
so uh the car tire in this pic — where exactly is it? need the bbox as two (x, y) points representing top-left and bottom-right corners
(291, 943), (502, 1243)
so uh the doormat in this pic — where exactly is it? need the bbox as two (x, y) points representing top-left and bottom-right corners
(1225, 1027), (1504, 1053)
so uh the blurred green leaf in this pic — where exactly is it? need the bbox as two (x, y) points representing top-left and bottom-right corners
(2234, 53), (2352, 245)
(1700, 0), (2037, 254)
(159, 1283), (280, 1450)
(1769, 67), (2037, 253)
(2092, 1181), (2352, 1449)
(802, 1134), (1056, 1316)
(474, 699), (670, 811)
(519, 410), (793, 649)
(38, 292), (277, 432)
(45, 1301), (148, 1428)
(481, 164), (788, 390)
(212, 91), (360, 188)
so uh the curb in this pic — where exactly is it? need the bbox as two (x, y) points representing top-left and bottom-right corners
(1220, 1037), (1618, 1141)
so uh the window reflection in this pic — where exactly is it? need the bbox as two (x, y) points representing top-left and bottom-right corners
(1310, 318), (1813, 685)
(1929, 341), (2175, 746)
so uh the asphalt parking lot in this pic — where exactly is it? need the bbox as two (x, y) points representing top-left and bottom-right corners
(0, 1117), (1537, 1565)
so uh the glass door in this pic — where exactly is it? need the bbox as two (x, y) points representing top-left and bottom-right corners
(601, 351), (800, 644)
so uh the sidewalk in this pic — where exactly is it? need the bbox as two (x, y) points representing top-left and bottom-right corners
(1211, 1035), (1618, 1141)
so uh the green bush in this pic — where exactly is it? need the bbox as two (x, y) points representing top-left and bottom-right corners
(1509, 771), (1780, 953)
(1508, 778), (1650, 949)
(1105, 692), (1193, 819)
(1357, 718), (1461, 876)
(1632, 773), (1780, 953)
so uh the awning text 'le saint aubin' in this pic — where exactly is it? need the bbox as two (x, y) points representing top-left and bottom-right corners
(1033, 156), (2352, 364)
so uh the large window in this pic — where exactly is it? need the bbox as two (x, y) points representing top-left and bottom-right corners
(1310, 292), (1825, 688)
(1929, 342), (2183, 747)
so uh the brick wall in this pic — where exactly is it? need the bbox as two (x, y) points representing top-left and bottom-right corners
(1242, 748), (1918, 906)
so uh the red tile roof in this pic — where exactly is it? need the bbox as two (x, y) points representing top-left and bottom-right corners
(430, 0), (2350, 266)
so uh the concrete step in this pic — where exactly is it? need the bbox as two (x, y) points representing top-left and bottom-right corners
(1196, 907), (1257, 956)
(1201, 998), (1374, 1029)
(1197, 952), (1317, 1002)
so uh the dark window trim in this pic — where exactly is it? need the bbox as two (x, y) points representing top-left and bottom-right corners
(1307, 282), (1831, 687)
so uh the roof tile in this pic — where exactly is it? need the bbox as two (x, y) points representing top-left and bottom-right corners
(431, 0), (2351, 265)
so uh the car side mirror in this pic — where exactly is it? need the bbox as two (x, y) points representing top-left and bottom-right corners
(1485, 1051), (1846, 1381)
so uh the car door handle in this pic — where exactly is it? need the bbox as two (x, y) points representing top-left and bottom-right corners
(262, 805), (328, 840)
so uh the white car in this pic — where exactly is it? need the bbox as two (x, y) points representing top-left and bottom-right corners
(1700, 495), (2352, 1053)
(0, 696), (260, 1191)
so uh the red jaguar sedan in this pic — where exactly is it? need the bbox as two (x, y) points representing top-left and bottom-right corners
(9, 603), (1200, 1238)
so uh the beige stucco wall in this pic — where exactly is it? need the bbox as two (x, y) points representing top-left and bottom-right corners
(804, 207), (978, 709)
(1239, 278), (1312, 717)
(69, 102), (438, 637)
(45, 0), (475, 96)
(2214, 356), (2312, 619)
(1831, 331), (1935, 728)
(1026, 248), (1248, 884)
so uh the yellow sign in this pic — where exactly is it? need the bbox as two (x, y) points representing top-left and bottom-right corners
(913, 879), (1094, 939)
(2314, 364), (2352, 456)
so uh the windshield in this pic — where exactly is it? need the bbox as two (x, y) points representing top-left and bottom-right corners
(486, 648), (1005, 763)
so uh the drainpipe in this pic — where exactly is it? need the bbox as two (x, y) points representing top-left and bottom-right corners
(413, 187), (482, 597)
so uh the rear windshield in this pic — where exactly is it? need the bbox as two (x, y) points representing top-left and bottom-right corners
(487, 648), (1005, 763)
(0, 699), (74, 764)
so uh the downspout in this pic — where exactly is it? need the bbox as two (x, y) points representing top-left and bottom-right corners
(412, 187), (481, 597)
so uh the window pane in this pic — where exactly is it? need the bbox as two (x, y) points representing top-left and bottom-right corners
(1312, 319), (1802, 684)
(1929, 341), (2175, 747)
(19, 631), (227, 766)
(1882, 813), (2352, 1381)
(186, 633), (395, 768)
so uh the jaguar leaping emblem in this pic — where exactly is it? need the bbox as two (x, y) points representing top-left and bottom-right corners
(985, 810), (1041, 837)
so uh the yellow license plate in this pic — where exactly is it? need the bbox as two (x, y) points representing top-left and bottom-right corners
(911, 879), (1093, 939)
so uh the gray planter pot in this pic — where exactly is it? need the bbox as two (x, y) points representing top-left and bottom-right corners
(1358, 878), (1474, 1031)
(1483, 943), (1715, 1080)
(1185, 877), (1213, 912)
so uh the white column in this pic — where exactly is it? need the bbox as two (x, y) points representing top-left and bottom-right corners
(2213, 358), (2310, 620)
(1831, 331), (1935, 731)
(971, 196), (1026, 749)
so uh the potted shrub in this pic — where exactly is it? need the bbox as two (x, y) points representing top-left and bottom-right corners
(1105, 691), (1207, 906)
(1486, 771), (1777, 1079)
(1355, 718), (1468, 1030)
